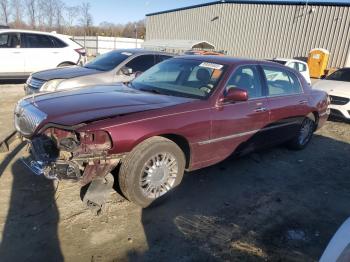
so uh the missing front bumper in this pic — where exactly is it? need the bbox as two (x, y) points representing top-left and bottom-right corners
(21, 154), (123, 184)
(20, 157), (81, 180)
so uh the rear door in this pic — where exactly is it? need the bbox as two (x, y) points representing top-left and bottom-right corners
(0, 32), (25, 75)
(210, 64), (270, 158)
(261, 65), (310, 143)
(21, 33), (59, 73)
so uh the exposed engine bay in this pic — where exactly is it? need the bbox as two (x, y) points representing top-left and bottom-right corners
(22, 127), (123, 184)
(21, 127), (125, 213)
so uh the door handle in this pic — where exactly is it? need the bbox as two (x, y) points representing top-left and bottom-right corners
(12, 51), (21, 54)
(254, 107), (267, 112)
(298, 100), (308, 104)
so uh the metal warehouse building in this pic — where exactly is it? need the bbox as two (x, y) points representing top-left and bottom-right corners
(145, 0), (350, 68)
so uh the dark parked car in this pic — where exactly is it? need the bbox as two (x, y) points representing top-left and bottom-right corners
(24, 49), (174, 95)
(15, 56), (329, 210)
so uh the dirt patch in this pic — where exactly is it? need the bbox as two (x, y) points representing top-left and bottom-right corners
(0, 88), (349, 261)
(0, 82), (25, 142)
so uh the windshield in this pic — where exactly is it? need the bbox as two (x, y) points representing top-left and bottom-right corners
(84, 51), (131, 71)
(326, 69), (350, 82)
(130, 58), (226, 99)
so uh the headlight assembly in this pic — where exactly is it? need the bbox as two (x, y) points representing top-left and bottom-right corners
(40, 79), (64, 92)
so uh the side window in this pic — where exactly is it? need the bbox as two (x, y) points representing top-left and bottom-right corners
(125, 55), (155, 72)
(226, 65), (263, 99)
(0, 33), (20, 48)
(298, 63), (307, 72)
(287, 62), (298, 71)
(262, 66), (302, 96)
(22, 33), (55, 48)
(50, 36), (67, 48)
(156, 55), (172, 63)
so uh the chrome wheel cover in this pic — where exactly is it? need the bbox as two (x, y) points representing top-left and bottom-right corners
(299, 118), (314, 145)
(140, 152), (178, 199)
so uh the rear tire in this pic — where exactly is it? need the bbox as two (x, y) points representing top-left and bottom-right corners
(287, 118), (315, 150)
(119, 136), (185, 207)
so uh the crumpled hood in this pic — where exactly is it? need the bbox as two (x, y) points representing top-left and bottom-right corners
(28, 84), (194, 126)
(32, 66), (101, 81)
(313, 80), (350, 97)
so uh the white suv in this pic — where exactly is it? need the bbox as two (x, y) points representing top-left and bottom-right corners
(0, 29), (87, 79)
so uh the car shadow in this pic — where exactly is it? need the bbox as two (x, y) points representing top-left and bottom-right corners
(0, 146), (63, 261)
(129, 134), (350, 261)
(0, 142), (25, 178)
(0, 79), (26, 85)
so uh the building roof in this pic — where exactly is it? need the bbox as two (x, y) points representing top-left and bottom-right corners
(146, 0), (350, 16)
(142, 40), (216, 50)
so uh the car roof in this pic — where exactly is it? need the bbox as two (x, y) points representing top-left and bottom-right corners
(176, 55), (283, 67)
(0, 29), (69, 37)
(107, 48), (175, 56)
(273, 58), (307, 64)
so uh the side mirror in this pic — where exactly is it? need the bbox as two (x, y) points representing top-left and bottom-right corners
(120, 66), (133, 76)
(219, 88), (248, 103)
(320, 75), (326, 79)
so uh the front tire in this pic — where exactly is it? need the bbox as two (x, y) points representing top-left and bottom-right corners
(119, 136), (185, 207)
(288, 118), (315, 150)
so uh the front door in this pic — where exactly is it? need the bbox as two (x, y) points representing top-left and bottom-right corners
(209, 65), (270, 161)
(0, 32), (25, 75)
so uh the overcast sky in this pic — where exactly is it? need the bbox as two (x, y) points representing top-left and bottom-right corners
(62, 0), (350, 25)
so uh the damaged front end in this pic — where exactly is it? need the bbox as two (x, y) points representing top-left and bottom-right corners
(21, 127), (124, 186)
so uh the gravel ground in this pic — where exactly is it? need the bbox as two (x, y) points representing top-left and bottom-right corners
(0, 82), (25, 141)
(0, 83), (349, 261)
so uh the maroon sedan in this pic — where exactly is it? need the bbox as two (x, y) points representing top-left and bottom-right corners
(15, 56), (329, 209)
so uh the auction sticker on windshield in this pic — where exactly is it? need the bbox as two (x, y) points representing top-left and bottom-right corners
(199, 62), (223, 70)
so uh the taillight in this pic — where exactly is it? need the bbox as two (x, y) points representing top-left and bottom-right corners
(75, 48), (86, 56)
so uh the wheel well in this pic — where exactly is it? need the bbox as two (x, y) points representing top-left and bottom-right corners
(57, 61), (75, 67)
(311, 111), (319, 128)
(160, 134), (191, 169)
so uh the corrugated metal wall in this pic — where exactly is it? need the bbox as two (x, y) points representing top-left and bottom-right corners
(146, 3), (350, 67)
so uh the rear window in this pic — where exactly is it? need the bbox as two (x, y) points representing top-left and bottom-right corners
(50, 36), (67, 48)
(22, 33), (55, 48)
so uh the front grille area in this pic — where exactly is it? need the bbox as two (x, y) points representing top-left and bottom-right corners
(14, 100), (47, 136)
(329, 95), (349, 105)
(27, 77), (46, 89)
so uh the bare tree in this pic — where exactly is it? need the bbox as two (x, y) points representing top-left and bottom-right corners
(25, 0), (36, 28)
(79, 1), (93, 33)
(44, 0), (55, 29)
(0, 0), (11, 25)
(65, 6), (79, 29)
(12, 0), (24, 27)
(55, 0), (65, 32)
